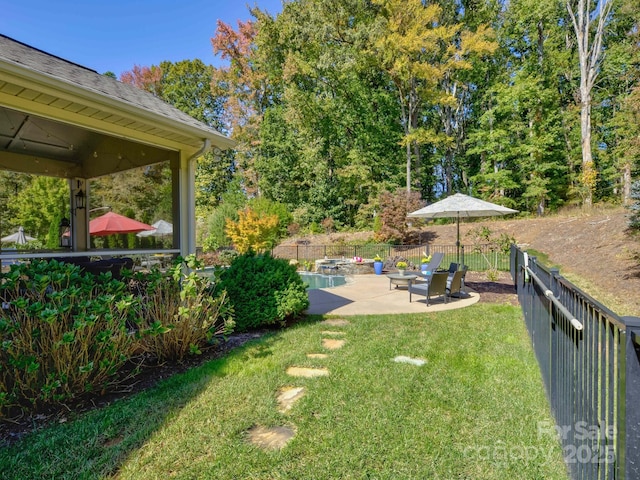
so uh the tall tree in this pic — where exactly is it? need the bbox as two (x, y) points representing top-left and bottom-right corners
(211, 18), (270, 196)
(371, 0), (496, 195)
(566, 0), (613, 206)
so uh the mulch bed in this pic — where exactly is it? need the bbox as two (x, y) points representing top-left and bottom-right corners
(464, 271), (519, 306)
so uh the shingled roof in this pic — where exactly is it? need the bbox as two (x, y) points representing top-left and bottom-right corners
(0, 33), (233, 149)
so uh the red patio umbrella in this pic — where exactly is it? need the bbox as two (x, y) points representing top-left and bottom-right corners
(89, 212), (155, 236)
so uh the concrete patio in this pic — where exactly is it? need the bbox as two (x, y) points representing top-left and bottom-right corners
(306, 274), (479, 315)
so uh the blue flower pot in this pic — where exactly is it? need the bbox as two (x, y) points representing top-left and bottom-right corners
(374, 261), (383, 275)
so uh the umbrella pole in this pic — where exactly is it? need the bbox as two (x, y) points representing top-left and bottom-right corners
(456, 214), (460, 264)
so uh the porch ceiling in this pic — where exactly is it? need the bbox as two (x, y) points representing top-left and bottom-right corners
(0, 34), (235, 180)
(0, 105), (177, 178)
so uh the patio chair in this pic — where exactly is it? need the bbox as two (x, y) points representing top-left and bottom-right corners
(417, 252), (445, 281)
(409, 272), (449, 306)
(445, 264), (469, 298)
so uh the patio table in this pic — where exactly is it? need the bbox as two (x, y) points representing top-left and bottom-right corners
(386, 273), (418, 290)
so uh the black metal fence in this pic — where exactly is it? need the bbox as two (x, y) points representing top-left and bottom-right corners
(511, 245), (640, 480)
(272, 243), (510, 271)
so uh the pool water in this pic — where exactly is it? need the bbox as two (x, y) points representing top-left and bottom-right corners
(197, 268), (347, 290)
(300, 272), (347, 290)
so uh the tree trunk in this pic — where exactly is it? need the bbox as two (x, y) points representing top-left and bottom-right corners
(567, 0), (611, 207)
(623, 161), (632, 205)
(580, 84), (594, 206)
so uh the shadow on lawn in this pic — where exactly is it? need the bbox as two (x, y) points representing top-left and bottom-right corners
(0, 333), (277, 479)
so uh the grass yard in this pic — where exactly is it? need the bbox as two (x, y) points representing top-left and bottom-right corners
(0, 304), (567, 479)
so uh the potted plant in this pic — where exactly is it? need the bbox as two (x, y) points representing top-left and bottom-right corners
(373, 254), (384, 275)
(396, 261), (408, 275)
(421, 255), (432, 273)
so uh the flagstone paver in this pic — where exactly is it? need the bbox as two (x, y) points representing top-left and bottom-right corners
(320, 330), (345, 336)
(286, 366), (330, 378)
(246, 425), (296, 450)
(277, 386), (306, 412)
(322, 338), (346, 350)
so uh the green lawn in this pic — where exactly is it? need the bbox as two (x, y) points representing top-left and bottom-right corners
(0, 304), (567, 479)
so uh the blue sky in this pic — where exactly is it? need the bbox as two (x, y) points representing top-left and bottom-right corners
(1, 0), (283, 76)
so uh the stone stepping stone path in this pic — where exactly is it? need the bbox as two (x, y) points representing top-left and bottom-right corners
(286, 366), (330, 378)
(247, 425), (296, 450)
(322, 338), (346, 350)
(277, 386), (306, 413)
(247, 320), (350, 451)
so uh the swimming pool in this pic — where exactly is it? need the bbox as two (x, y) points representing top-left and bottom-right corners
(197, 268), (347, 290)
(299, 272), (347, 290)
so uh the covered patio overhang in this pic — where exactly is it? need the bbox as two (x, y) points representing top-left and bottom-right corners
(0, 34), (234, 263)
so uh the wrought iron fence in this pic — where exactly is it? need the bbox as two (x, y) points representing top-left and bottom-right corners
(511, 245), (640, 480)
(271, 243), (510, 271)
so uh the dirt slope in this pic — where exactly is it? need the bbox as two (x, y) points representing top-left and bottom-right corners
(285, 206), (640, 315)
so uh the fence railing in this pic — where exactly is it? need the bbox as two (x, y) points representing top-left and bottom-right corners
(271, 243), (510, 271)
(511, 245), (640, 480)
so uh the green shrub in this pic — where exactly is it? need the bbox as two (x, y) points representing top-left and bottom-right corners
(215, 252), (309, 332)
(134, 255), (234, 362)
(0, 260), (140, 415)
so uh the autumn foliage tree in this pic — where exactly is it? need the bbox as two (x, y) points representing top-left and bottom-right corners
(225, 207), (279, 253)
(374, 189), (423, 244)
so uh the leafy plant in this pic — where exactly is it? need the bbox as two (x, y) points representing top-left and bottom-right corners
(421, 255), (432, 264)
(373, 254), (383, 262)
(225, 207), (280, 253)
(466, 226), (516, 279)
(215, 251), (309, 332)
(396, 261), (408, 269)
(134, 255), (234, 362)
(0, 259), (140, 415)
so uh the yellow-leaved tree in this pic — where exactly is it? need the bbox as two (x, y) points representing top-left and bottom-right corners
(225, 207), (279, 253)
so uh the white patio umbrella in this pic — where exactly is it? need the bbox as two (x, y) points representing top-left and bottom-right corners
(1, 226), (36, 245)
(136, 219), (173, 238)
(408, 193), (518, 262)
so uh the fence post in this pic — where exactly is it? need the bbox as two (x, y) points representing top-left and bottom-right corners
(619, 316), (640, 480)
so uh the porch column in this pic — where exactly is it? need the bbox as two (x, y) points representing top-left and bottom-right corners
(70, 178), (88, 251)
(174, 151), (197, 257)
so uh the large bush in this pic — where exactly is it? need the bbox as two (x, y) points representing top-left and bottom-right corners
(0, 260), (139, 414)
(215, 252), (309, 332)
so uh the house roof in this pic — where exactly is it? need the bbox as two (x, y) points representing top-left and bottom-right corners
(0, 34), (234, 178)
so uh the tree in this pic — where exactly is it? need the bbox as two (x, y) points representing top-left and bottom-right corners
(374, 189), (423, 244)
(120, 65), (163, 96)
(371, 0), (496, 195)
(566, 0), (613, 206)
(225, 207), (279, 253)
(211, 17), (269, 196)
(627, 179), (640, 228)
(12, 176), (68, 241)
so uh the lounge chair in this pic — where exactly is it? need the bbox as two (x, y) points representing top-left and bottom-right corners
(409, 272), (449, 306)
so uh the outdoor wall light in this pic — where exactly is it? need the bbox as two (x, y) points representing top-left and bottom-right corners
(59, 218), (71, 248)
(75, 188), (86, 210)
